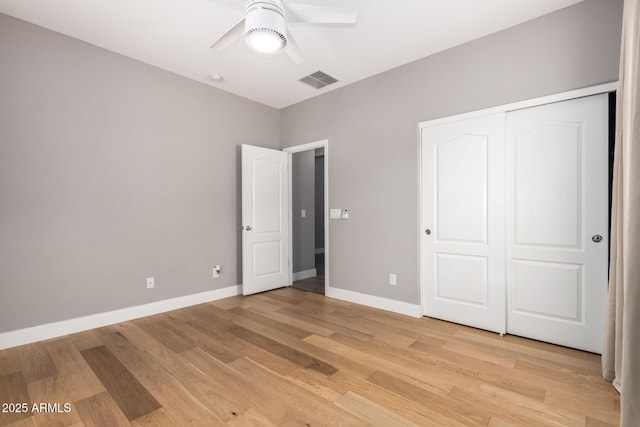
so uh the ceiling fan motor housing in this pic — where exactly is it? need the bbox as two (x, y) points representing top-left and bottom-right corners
(244, 1), (287, 50)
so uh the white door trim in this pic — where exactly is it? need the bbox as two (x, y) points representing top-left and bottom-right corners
(418, 82), (617, 129)
(283, 139), (329, 293)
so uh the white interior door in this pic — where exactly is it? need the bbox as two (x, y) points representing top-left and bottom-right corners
(422, 113), (506, 334)
(241, 144), (290, 296)
(506, 94), (608, 353)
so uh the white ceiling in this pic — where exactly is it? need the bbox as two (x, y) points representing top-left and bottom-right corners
(0, 0), (585, 109)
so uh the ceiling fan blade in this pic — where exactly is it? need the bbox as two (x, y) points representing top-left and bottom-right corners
(210, 17), (245, 50)
(284, 3), (357, 25)
(284, 31), (304, 65)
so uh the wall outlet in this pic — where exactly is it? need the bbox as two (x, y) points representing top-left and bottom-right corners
(389, 273), (397, 286)
(213, 265), (221, 278)
(301, 209), (306, 218)
(147, 277), (154, 289)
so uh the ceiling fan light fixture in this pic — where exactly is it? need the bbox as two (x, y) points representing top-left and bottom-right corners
(246, 30), (285, 53)
(243, 1), (287, 54)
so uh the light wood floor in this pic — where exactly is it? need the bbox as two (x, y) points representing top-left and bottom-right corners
(0, 288), (619, 426)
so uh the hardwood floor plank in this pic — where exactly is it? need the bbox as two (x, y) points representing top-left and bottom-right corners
(409, 338), (547, 400)
(165, 307), (199, 324)
(177, 323), (242, 364)
(159, 352), (252, 423)
(440, 341), (518, 368)
(227, 357), (361, 426)
(366, 370), (490, 426)
(515, 358), (613, 392)
(329, 310), (418, 347)
(227, 325), (338, 376)
(261, 290), (306, 305)
(277, 308), (373, 342)
(449, 386), (552, 426)
(225, 408), (279, 427)
(216, 315), (375, 379)
(179, 346), (338, 424)
(20, 343), (58, 383)
(68, 330), (104, 353)
(228, 307), (313, 340)
(219, 326), (357, 400)
(148, 380), (223, 426)
(334, 391), (420, 427)
(0, 372), (31, 426)
(96, 328), (173, 390)
(4, 418), (36, 427)
(0, 348), (22, 377)
(130, 408), (180, 427)
(110, 323), (180, 368)
(248, 302), (336, 337)
(80, 346), (160, 421)
(176, 348), (263, 415)
(74, 392), (129, 427)
(456, 328), (598, 366)
(328, 370), (466, 427)
(586, 415), (618, 427)
(44, 339), (105, 402)
(544, 387), (620, 424)
(133, 316), (195, 354)
(189, 306), (338, 376)
(26, 375), (83, 427)
(477, 382), (586, 426)
(304, 333), (482, 392)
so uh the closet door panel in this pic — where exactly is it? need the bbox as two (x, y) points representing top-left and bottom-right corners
(422, 113), (506, 334)
(506, 94), (608, 353)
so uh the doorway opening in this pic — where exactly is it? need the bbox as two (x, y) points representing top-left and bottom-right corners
(284, 140), (329, 295)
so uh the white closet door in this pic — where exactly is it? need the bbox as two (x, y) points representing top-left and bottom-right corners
(422, 113), (506, 334)
(506, 94), (608, 353)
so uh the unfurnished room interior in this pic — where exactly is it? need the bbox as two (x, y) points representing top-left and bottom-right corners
(1, 0), (639, 426)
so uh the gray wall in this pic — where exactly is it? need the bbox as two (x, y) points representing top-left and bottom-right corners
(280, 0), (623, 304)
(0, 14), (280, 332)
(292, 151), (316, 273)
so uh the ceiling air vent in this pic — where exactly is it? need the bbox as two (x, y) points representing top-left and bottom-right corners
(299, 71), (338, 89)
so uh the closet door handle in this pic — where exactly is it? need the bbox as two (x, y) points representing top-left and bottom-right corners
(425, 229), (432, 235)
(592, 234), (602, 243)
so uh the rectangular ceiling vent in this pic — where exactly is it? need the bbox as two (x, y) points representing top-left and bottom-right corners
(299, 71), (338, 89)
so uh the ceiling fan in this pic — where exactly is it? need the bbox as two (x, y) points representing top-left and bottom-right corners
(209, 0), (357, 64)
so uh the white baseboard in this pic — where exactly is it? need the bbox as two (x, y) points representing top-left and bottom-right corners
(0, 285), (241, 350)
(326, 286), (422, 318)
(292, 268), (317, 281)
(315, 248), (325, 254)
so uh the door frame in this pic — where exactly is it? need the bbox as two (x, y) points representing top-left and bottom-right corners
(418, 81), (617, 316)
(283, 139), (329, 292)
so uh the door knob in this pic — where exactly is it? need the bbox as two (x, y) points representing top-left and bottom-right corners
(592, 234), (602, 243)
(425, 229), (431, 235)
(244, 225), (252, 231)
